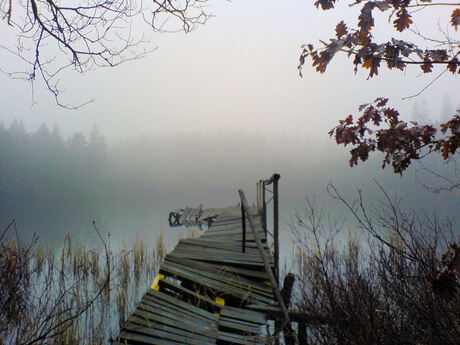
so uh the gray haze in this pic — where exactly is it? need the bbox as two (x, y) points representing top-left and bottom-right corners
(0, 1), (459, 257)
(1, 123), (458, 262)
(1, 1), (458, 140)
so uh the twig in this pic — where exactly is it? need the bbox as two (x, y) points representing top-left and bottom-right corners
(402, 68), (448, 100)
(0, 220), (16, 243)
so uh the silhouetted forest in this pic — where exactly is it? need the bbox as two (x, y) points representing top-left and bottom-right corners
(0, 121), (109, 238)
(1, 119), (458, 243)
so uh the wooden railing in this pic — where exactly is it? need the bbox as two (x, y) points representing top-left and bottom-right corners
(256, 173), (280, 283)
(238, 189), (290, 328)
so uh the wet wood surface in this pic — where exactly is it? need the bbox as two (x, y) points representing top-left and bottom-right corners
(116, 205), (278, 345)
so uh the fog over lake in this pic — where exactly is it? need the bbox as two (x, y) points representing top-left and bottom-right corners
(1, 122), (458, 265)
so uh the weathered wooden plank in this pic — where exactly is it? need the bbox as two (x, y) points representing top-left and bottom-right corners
(172, 258), (273, 280)
(220, 306), (267, 324)
(216, 330), (262, 345)
(140, 297), (215, 327)
(145, 289), (219, 322)
(162, 257), (274, 297)
(177, 239), (264, 252)
(141, 291), (218, 323)
(119, 330), (182, 345)
(174, 247), (271, 259)
(130, 312), (217, 342)
(218, 317), (262, 335)
(179, 238), (259, 247)
(206, 218), (263, 228)
(197, 237), (269, 250)
(201, 229), (266, 239)
(171, 244), (269, 260)
(117, 333), (178, 345)
(120, 321), (214, 345)
(159, 262), (274, 304)
(246, 303), (283, 313)
(166, 251), (272, 267)
(208, 220), (242, 227)
(199, 233), (266, 243)
(137, 300), (216, 330)
(164, 256), (273, 286)
(201, 227), (266, 237)
(157, 278), (222, 311)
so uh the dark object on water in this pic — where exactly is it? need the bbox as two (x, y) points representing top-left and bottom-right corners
(168, 211), (182, 227)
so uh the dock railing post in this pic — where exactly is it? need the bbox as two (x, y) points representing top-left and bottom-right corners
(239, 190), (289, 317)
(239, 189), (296, 344)
(262, 173), (281, 285)
(256, 182), (260, 213)
(241, 203), (246, 253)
(273, 173), (280, 285)
(262, 180), (267, 236)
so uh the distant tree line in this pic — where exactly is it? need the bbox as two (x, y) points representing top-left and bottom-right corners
(0, 119), (107, 191)
(0, 120), (108, 235)
(1, 116), (457, 240)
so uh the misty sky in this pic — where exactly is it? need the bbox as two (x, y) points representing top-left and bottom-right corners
(1, 0), (459, 250)
(0, 1), (458, 142)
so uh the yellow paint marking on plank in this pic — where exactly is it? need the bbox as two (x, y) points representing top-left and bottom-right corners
(214, 296), (225, 316)
(150, 273), (165, 291)
(264, 280), (271, 286)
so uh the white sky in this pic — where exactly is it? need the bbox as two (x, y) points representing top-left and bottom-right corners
(0, 0), (458, 142)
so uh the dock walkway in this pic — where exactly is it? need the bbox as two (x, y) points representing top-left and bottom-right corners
(116, 204), (280, 345)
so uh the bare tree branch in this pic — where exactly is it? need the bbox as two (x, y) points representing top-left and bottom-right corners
(0, 0), (212, 107)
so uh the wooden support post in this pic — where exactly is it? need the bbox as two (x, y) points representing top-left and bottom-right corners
(298, 320), (307, 344)
(273, 173), (280, 285)
(238, 189), (296, 344)
(241, 204), (246, 253)
(281, 273), (295, 308)
(281, 273), (296, 345)
(262, 180), (267, 236)
(256, 181), (261, 214)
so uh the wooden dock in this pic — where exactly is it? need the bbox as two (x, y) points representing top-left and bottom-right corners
(115, 185), (285, 344)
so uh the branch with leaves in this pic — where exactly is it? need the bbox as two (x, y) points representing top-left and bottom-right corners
(299, 1), (460, 78)
(299, 0), (460, 179)
(328, 98), (459, 174)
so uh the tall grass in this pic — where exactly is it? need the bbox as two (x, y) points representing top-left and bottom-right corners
(0, 221), (166, 345)
(291, 190), (459, 345)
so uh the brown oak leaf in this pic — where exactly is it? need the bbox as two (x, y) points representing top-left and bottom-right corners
(394, 8), (413, 32)
(447, 57), (458, 74)
(362, 57), (380, 78)
(427, 49), (448, 62)
(358, 2), (376, 33)
(442, 142), (451, 160)
(421, 54), (433, 73)
(382, 108), (399, 126)
(314, 0), (336, 10)
(375, 97), (389, 108)
(313, 39), (344, 73)
(451, 9), (460, 31)
(384, 44), (406, 71)
(350, 143), (372, 167)
(335, 21), (348, 39)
